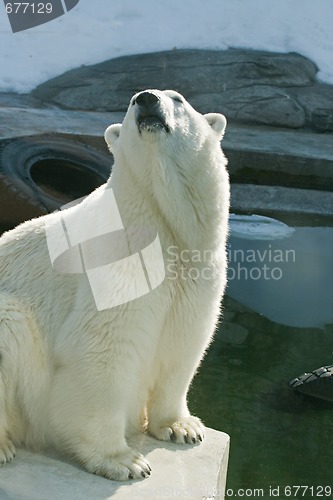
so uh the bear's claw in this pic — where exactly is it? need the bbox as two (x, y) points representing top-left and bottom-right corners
(149, 416), (205, 445)
(0, 438), (16, 465)
(84, 448), (151, 481)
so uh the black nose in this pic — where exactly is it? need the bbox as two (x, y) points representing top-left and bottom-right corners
(135, 91), (159, 108)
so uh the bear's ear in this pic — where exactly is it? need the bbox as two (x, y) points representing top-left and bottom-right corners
(204, 113), (227, 139)
(104, 123), (122, 153)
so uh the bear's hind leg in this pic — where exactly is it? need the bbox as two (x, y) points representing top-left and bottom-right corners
(0, 374), (16, 465)
(0, 294), (49, 457)
(48, 360), (151, 481)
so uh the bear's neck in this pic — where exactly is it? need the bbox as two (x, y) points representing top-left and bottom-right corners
(109, 150), (229, 254)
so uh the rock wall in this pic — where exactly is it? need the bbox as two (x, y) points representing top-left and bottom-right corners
(32, 49), (333, 132)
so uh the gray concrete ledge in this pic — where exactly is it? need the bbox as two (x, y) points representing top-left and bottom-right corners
(1, 106), (332, 192)
(224, 124), (333, 191)
(224, 123), (333, 163)
(231, 183), (333, 217)
(0, 428), (229, 500)
(1, 106), (332, 161)
(0, 107), (124, 140)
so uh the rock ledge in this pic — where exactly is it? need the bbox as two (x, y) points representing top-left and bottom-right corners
(32, 49), (333, 132)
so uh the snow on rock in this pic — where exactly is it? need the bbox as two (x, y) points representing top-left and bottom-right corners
(0, 0), (332, 93)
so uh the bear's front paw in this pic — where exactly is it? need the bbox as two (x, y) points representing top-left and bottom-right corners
(0, 438), (16, 465)
(148, 416), (205, 444)
(84, 448), (151, 481)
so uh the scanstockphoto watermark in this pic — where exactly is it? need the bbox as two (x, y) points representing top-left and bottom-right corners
(166, 246), (218, 281)
(228, 244), (296, 281)
(165, 245), (296, 282)
(3, 0), (80, 33)
(45, 188), (297, 311)
(45, 186), (166, 311)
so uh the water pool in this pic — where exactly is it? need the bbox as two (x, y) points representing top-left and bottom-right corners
(189, 213), (333, 495)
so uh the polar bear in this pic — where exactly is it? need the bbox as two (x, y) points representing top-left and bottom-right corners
(0, 89), (229, 480)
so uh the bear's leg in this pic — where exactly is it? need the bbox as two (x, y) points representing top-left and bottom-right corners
(0, 295), (45, 463)
(48, 359), (151, 480)
(147, 358), (205, 444)
(147, 293), (220, 444)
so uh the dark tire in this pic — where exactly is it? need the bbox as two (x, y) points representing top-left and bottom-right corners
(289, 365), (333, 403)
(0, 135), (112, 230)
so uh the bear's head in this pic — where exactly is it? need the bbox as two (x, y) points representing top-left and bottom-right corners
(104, 90), (229, 247)
(104, 90), (227, 176)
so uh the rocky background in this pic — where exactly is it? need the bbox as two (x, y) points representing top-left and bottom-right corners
(32, 49), (333, 133)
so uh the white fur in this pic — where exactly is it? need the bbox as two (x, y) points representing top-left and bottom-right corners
(0, 90), (229, 480)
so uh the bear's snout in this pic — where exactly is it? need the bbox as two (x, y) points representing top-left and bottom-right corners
(135, 91), (160, 109)
(134, 90), (170, 134)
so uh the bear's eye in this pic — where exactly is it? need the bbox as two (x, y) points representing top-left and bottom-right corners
(172, 95), (183, 104)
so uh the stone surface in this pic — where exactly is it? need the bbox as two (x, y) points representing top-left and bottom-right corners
(223, 124), (333, 190)
(231, 184), (333, 216)
(220, 322), (249, 345)
(32, 50), (317, 110)
(0, 106), (124, 141)
(30, 48), (333, 131)
(289, 84), (333, 131)
(1, 107), (332, 194)
(0, 428), (230, 500)
(0, 92), (49, 109)
(190, 86), (306, 128)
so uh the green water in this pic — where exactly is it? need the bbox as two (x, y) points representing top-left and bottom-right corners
(189, 214), (333, 497)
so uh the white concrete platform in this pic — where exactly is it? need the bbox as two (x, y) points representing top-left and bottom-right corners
(0, 428), (229, 500)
